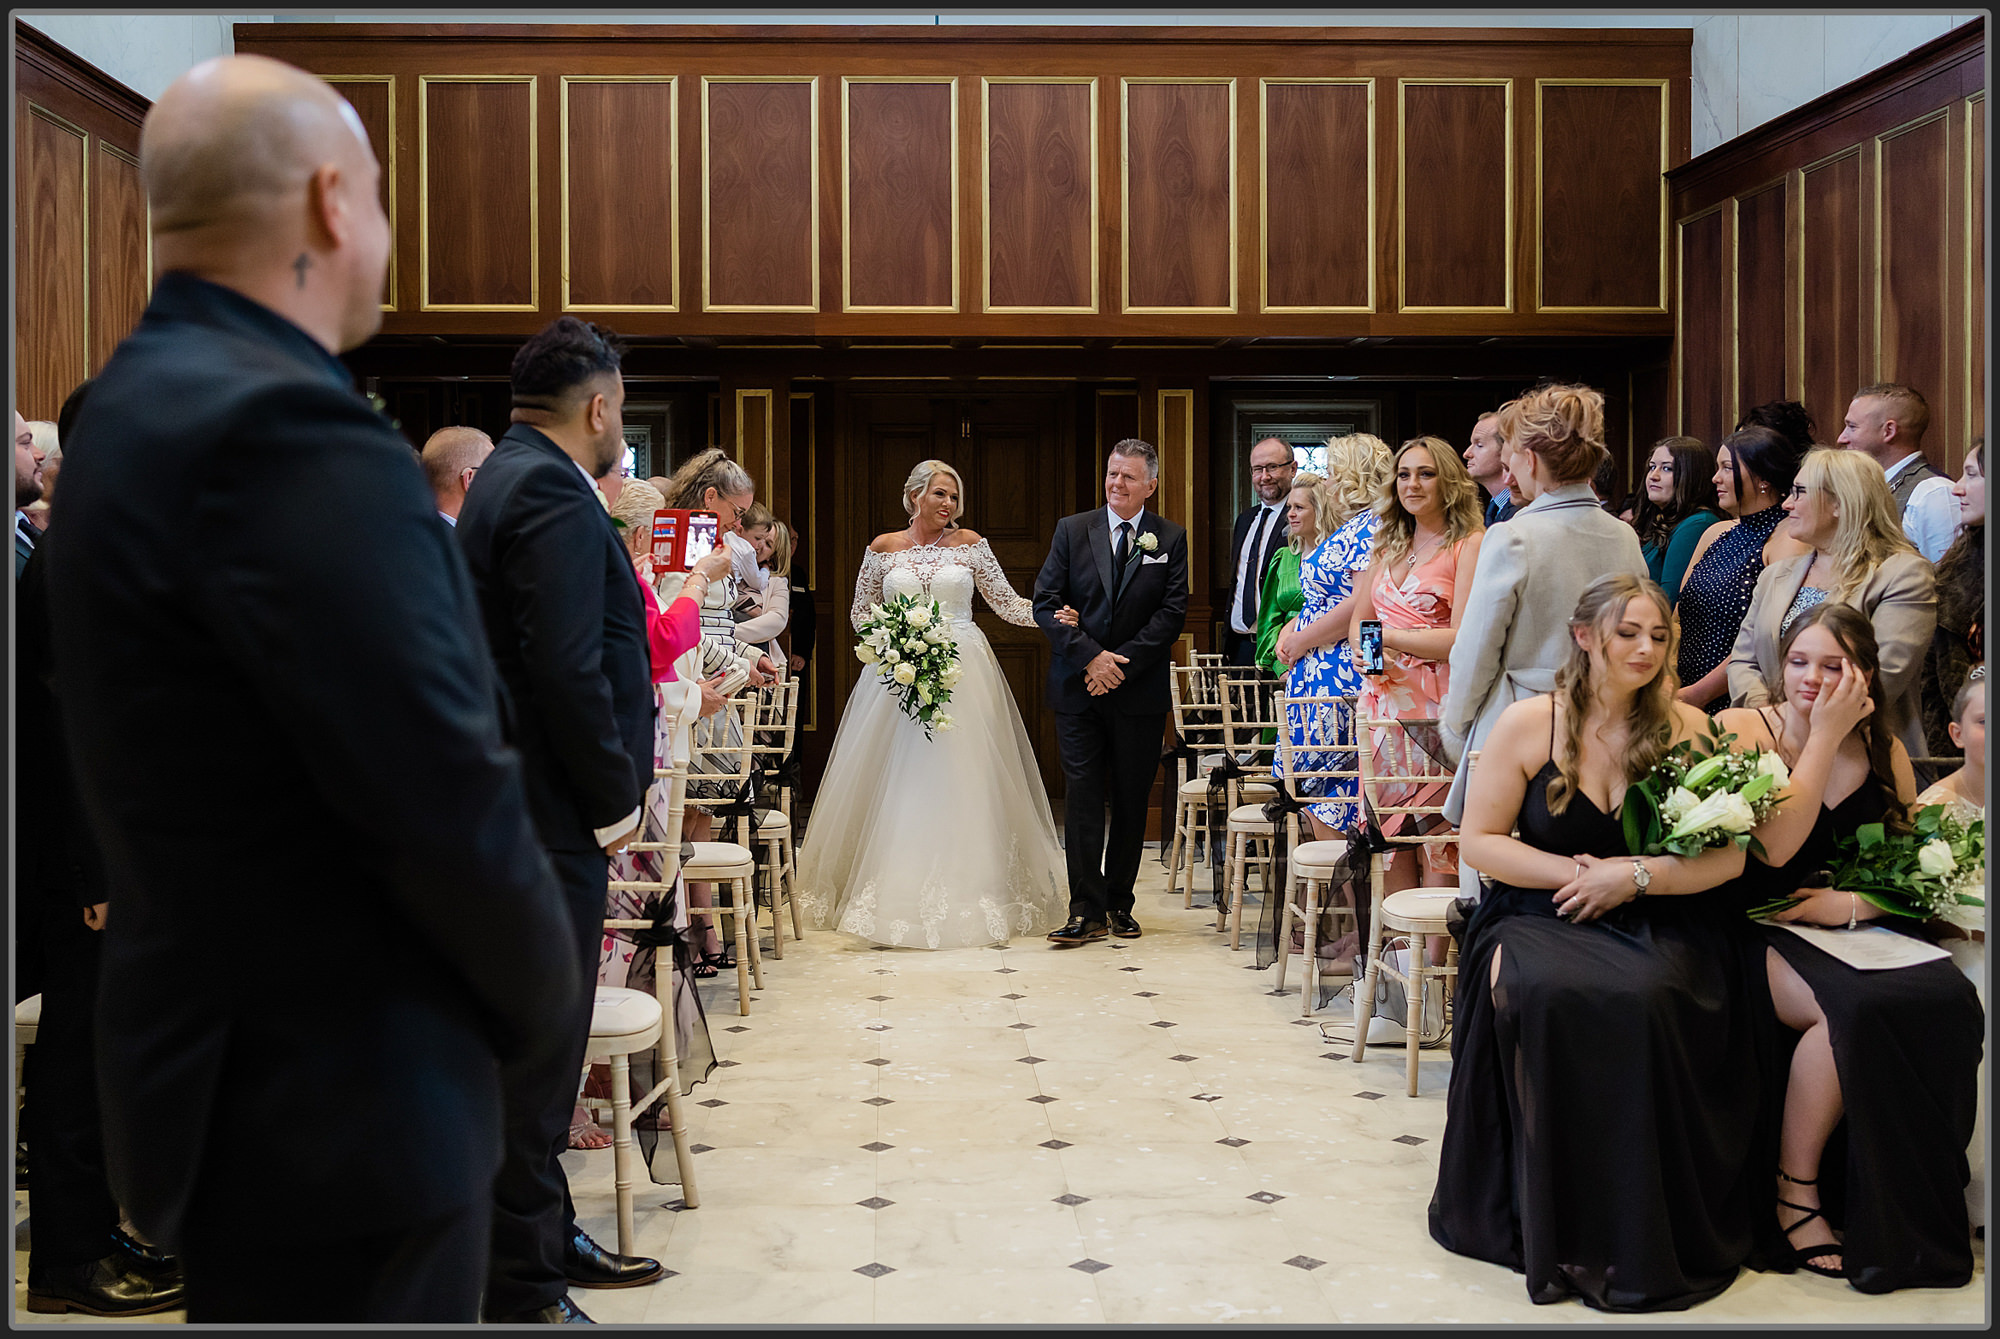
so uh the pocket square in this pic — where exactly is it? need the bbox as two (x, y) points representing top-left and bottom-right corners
(1142, 554), (1169, 565)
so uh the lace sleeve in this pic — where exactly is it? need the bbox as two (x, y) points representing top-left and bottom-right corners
(968, 540), (1037, 627)
(851, 549), (888, 632)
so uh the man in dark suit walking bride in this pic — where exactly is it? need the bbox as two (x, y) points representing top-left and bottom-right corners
(1034, 438), (1190, 944)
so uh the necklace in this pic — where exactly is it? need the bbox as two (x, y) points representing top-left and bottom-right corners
(1395, 528), (1447, 583)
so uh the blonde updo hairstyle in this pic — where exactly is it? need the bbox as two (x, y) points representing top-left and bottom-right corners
(1317, 433), (1394, 532)
(903, 459), (966, 526)
(606, 479), (667, 560)
(1793, 447), (1920, 603)
(1544, 572), (1679, 816)
(1499, 382), (1609, 486)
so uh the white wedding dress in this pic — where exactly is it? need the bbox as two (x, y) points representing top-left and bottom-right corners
(795, 538), (1069, 948)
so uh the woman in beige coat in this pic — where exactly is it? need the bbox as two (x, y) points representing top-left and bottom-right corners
(1726, 447), (1937, 760)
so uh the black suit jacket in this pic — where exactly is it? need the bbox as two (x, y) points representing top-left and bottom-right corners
(1227, 502), (1287, 630)
(1034, 509), (1189, 715)
(455, 423), (653, 854)
(43, 273), (579, 1247)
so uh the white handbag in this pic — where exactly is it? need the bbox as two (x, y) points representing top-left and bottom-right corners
(1354, 937), (1449, 1048)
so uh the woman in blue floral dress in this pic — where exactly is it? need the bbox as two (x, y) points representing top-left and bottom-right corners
(1271, 433), (1394, 837)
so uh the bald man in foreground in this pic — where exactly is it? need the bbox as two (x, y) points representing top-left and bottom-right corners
(44, 55), (580, 1322)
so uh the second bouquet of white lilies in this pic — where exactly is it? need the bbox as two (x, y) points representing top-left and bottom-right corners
(854, 593), (963, 739)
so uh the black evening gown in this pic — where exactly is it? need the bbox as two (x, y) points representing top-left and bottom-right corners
(1429, 760), (1775, 1311)
(1752, 780), (1984, 1293)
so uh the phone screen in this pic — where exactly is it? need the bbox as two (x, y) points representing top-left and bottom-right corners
(1358, 619), (1385, 675)
(682, 512), (719, 569)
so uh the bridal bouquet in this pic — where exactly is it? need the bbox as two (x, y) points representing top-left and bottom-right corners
(854, 594), (962, 740)
(1748, 804), (1986, 927)
(1621, 719), (1789, 860)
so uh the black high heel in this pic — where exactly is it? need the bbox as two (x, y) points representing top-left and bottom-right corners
(1776, 1169), (1846, 1279)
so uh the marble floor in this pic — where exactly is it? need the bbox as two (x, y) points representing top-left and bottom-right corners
(14, 849), (1987, 1325)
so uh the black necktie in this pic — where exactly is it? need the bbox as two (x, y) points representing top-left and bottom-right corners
(1239, 507), (1273, 629)
(1114, 521), (1133, 574)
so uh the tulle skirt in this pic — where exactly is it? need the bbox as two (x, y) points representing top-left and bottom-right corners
(795, 620), (1068, 948)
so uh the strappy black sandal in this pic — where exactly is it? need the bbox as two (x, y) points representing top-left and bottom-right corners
(1777, 1170), (1847, 1279)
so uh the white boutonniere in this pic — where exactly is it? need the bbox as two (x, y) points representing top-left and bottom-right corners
(1137, 531), (1159, 553)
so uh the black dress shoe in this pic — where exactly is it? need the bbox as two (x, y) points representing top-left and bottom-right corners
(492, 1295), (595, 1323)
(1047, 915), (1108, 945)
(564, 1228), (664, 1289)
(24, 1253), (185, 1316)
(110, 1223), (178, 1276)
(1107, 910), (1141, 939)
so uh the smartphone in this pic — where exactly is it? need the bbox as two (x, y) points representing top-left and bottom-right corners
(651, 508), (721, 571)
(1357, 619), (1385, 676)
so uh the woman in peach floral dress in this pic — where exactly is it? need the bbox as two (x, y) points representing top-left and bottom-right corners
(1350, 436), (1486, 889)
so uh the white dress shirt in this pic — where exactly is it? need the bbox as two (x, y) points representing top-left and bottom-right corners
(1887, 453), (1960, 562)
(1228, 501), (1282, 635)
(438, 509), (457, 527)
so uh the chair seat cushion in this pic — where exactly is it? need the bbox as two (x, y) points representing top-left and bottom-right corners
(1381, 887), (1460, 929)
(15, 994), (42, 1032)
(755, 809), (790, 836)
(1227, 804), (1275, 832)
(1179, 777), (1276, 800)
(587, 987), (663, 1055)
(685, 841), (755, 875)
(1290, 839), (1349, 870)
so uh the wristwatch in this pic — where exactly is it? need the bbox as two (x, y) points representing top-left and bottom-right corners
(1630, 858), (1652, 899)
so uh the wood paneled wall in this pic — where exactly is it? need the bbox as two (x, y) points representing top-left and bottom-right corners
(232, 22), (1690, 341)
(13, 22), (151, 421)
(1668, 20), (1985, 470)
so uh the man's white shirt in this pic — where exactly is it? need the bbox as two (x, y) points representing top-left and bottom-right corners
(1229, 501), (1282, 635)
(1886, 452), (1960, 562)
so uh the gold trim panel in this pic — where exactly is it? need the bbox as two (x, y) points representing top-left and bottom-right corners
(1871, 107), (1952, 381)
(1966, 93), (1985, 454)
(1397, 78), (1514, 314)
(95, 140), (151, 296)
(982, 77), (1099, 315)
(1532, 78), (1670, 314)
(1122, 78), (1238, 316)
(560, 76), (678, 313)
(325, 76), (397, 312)
(843, 76), (959, 313)
(1157, 388), (1197, 530)
(27, 103), (90, 377)
(418, 75), (540, 312)
(703, 75), (820, 314)
(735, 388), (776, 497)
(1258, 77), (1375, 314)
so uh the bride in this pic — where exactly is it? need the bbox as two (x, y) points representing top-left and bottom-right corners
(795, 460), (1069, 947)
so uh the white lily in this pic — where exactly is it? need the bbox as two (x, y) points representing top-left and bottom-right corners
(1665, 788), (1756, 842)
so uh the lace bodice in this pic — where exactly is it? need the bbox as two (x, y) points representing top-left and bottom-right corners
(850, 538), (1037, 631)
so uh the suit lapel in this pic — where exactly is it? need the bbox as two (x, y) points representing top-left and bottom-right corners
(1088, 509), (1115, 602)
(1114, 512), (1151, 600)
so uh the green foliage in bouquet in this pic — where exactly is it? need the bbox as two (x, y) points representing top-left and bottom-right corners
(1621, 717), (1788, 861)
(1817, 804), (1984, 924)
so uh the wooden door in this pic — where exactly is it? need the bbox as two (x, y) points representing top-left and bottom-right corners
(825, 387), (1074, 798)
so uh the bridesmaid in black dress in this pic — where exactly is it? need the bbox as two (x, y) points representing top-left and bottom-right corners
(1431, 573), (1769, 1311)
(1719, 602), (1983, 1293)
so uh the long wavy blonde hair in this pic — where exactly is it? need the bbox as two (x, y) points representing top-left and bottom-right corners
(1370, 436), (1484, 570)
(1794, 447), (1921, 603)
(1318, 433), (1393, 532)
(1544, 572), (1680, 816)
(1283, 472), (1328, 555)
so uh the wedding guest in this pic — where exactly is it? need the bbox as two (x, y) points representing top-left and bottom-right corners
(733, 502), (791, 664)
(1836, 382), (1957, 561)
(1720, 605), (1981, 1292)
(1923, 440), (1984, 761)
(1255, 472), (1325, 676)
(1349, 436), (1485, 892)
(1590, 450), (1622, 512)
(16, 409), (45, 574)
(1727, 447), (1936, 761)
(1431, 573), (1762, 1311)
(660, 447), (773, 688)
(456, 316), (666, 1315)
(1917, 668), (1986, 1236)
(46, 54), (579, 1323)
(1674, 425), (1811, 711)
(1226, 437), (1298, 664)
(1438, 383), (1647, 898)
(1273, 434), (1392, 841)
(778, 521), (817, 675)
(1465, 411), (1517, 525)
(1632, 436), (1724, 604)
(22, 421), (59, 531)
(420, 425), (492, 526)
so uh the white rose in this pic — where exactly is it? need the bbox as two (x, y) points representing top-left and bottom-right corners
(904, 639), (925, 656)
(892, 663), (918, 686)
(1659, 785), (1701, 825)
(883, 649), (901, 664)
(933, 712), (955, 733)
(940, 665), (963, 688)
(1137, 531), (1159, 552)
(1755, 750), (1791, 790)
(906, 604), (931, 628)
(1917, 839), (1958, 878)
(1715, 791), (1757, 834)
(855, 644), (879, 664)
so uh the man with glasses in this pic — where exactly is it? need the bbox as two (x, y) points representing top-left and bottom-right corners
(1225, 437), (1297, 665)
(421, 425), (492, 527)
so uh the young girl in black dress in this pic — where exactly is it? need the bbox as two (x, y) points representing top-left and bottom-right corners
(1719, 603), (1983, 1292)
(1431, 572), (1769, 1311)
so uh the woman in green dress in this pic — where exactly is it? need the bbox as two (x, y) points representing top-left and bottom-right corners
(1632, 435), (1725, 605)
(1256, 471), (1327, 675)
